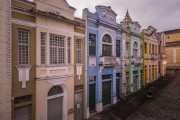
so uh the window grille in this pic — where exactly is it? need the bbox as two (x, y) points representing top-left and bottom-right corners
(41, 33), (46, 64)
(76, 39), (82, 63)
(18, 29), (29, 66)
(50, 34), (65, 64)
(14, 95), (32, 104)
(48, 86), (63, 96)
(67, 37), (71, 64)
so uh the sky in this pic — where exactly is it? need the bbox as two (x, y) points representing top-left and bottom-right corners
(66, 0), (180, 32)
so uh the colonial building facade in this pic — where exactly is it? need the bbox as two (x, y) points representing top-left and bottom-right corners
(34, 0), (84, 120)
(0, 0), (11, 119)
(142, 26), (159, 86)
(164, 29), (180, 74)
(121, 10), (142, 93)
(11, 0), (36, 119)
(83, 6), (122, 118)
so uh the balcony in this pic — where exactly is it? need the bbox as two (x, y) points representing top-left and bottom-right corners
(99, 56), (119, 67)
(151, 54), (158, 60)
(149, 54), (159, 60)
(148, 55), (152, 59)
(161, 54), (167, 59)
(154, 54), (159, 60)
(131, 57), (143, 65)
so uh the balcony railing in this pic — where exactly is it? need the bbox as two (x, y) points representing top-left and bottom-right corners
(151, 54), (159, 60)
(99, 56), (119, 66)
(131, 57), (143, 65)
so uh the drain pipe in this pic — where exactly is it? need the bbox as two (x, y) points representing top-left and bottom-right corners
(83, 8), (88, 119)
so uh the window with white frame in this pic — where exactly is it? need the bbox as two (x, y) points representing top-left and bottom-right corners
(67, 37), (71, 64)
(102, 34), (112, 56)
(76, 39), (82, 64)
(41, 33), (46, 64)
(116, 40), (120, 57)
(133, 41), (138, 58)
(50, 34), (65, 64)
(18, 29), (29, 66)
(89, 34), (96, 56)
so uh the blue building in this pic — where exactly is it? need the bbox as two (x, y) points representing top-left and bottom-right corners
(83, 6), (122, 117)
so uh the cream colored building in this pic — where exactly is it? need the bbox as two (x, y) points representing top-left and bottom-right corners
(142, 26), (159, 85)
(0, 0), (12, 119)
(33, 0), (84, 120)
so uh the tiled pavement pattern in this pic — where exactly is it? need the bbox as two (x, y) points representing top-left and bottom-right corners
(127, 75), (180, 120)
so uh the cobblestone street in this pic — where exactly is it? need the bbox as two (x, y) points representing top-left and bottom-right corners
(127, 74), (180, 120)
(89, 74), (179, 120)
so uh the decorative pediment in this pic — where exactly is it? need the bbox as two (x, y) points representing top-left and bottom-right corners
(35, 0), (76, 19)
(151, 32), (158, 40)
(96, 5), (117, 22)
(102, 12), (114, 21)
(132, 22), (141, 32)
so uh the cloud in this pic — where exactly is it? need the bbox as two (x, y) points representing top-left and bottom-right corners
(66, 0), (180, 31)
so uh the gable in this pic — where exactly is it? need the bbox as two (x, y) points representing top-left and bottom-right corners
(35, 0), (76, 19)
(95, 5), (117, 24)
(152, 31), (158, 40)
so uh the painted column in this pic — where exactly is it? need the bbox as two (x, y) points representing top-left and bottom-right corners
(96, 29), (103, 112)
(112, 68), (117, 104)
(130, 36), (133, 92)
(138, 67), (141, 90)
(173, 48), (176, 63)
(121, 32), (127, 96)
(96, 67), (103, 112)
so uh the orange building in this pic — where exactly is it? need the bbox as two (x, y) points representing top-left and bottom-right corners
(164, 29), (180, 74)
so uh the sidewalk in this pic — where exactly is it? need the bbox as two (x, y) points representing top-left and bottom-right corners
(88, 74), (174, 120)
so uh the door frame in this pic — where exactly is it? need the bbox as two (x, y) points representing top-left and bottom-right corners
(46, 85), (67, 120)
(74, 92), (83, 120)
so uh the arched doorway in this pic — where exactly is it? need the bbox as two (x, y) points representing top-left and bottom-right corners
(47, 86), (64, 120)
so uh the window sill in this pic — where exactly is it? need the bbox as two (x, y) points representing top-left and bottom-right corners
(16, 65), (32, 69)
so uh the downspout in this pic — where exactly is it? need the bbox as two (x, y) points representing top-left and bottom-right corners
(83, 9), (88, 119)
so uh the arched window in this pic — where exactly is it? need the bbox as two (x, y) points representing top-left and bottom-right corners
(48, 86), (63, 96)
(133, 41), (138, 58)
(102, 34), (112, 56)
(133, 41), (138, 48)
(89, 34), (96, 56)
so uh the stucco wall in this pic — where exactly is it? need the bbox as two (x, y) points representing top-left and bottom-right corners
(0, 0), (11, 119)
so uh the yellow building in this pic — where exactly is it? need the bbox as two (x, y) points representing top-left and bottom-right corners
(142, 26), (159, 87)
(164, 29), (180, 73)
(74, 17), (86, 120)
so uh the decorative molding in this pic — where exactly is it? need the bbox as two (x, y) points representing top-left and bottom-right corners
(12, 19), (85, 37)
(47, 78), (68, 85)
(99, 26), (116, 34)
(76, 64), (83, 79)
(102, 12), (114, 21)
(16, 65), (32, 88)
